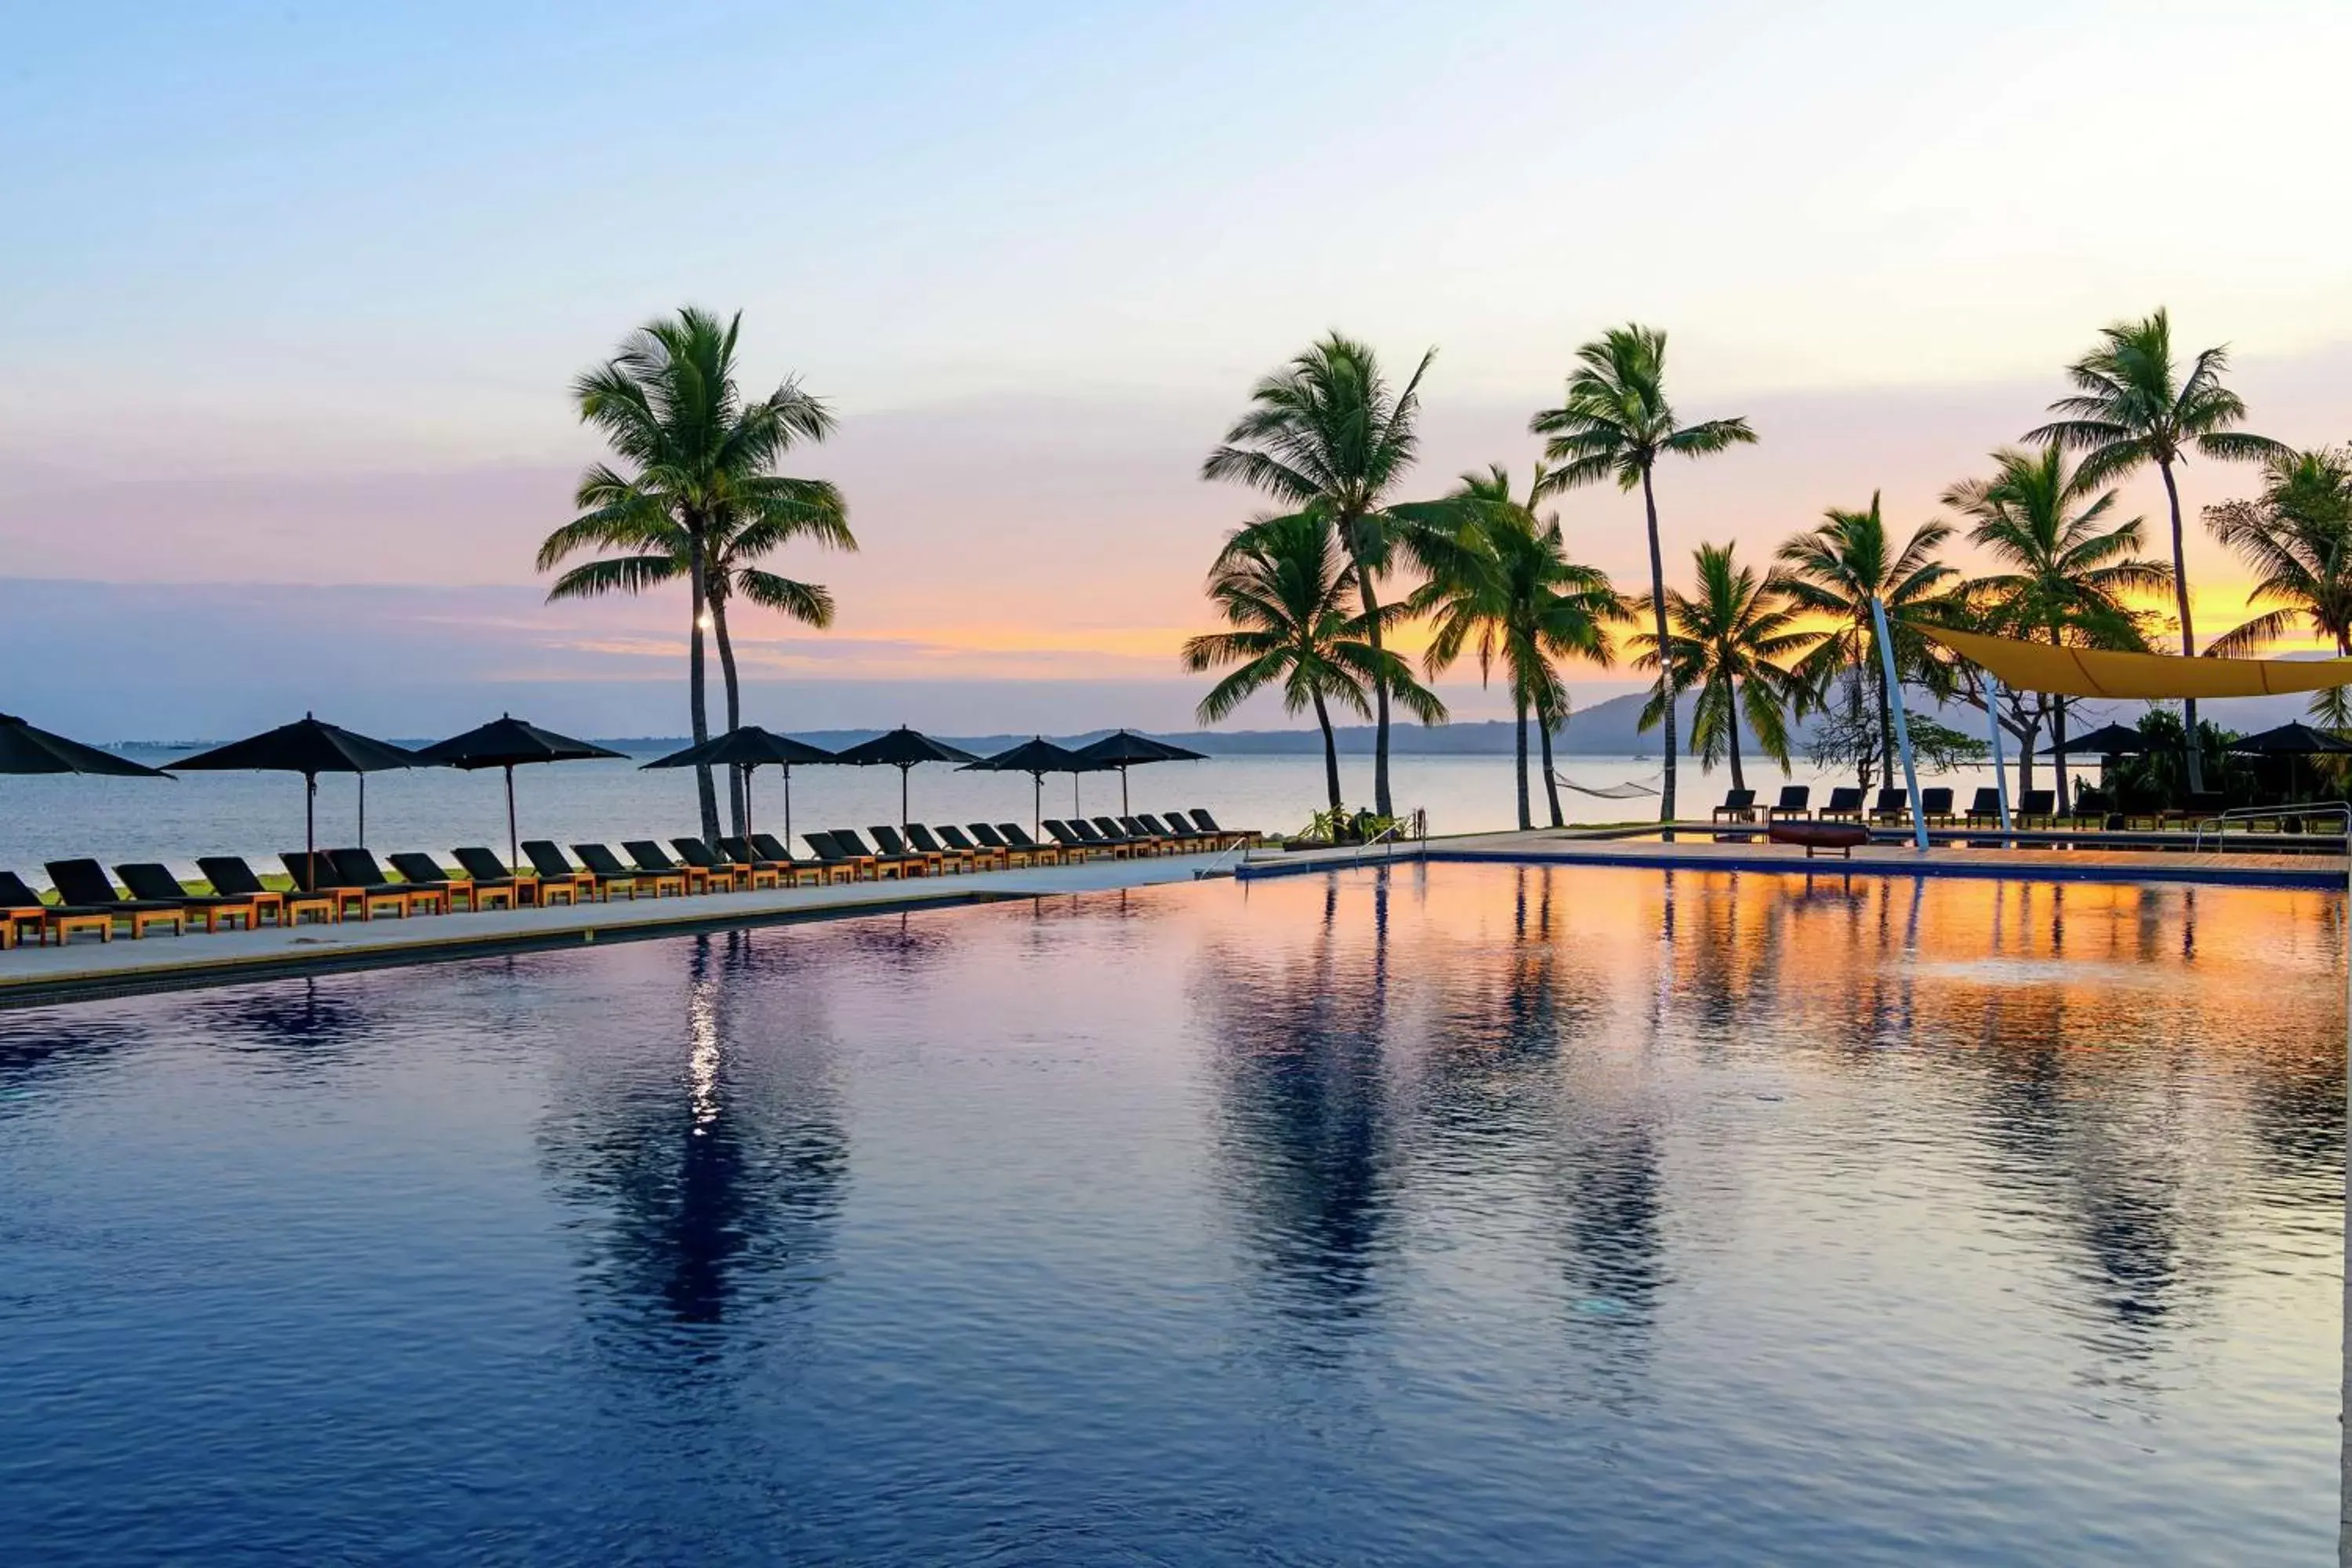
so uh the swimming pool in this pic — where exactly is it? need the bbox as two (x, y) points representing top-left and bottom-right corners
(0, 864), (2339, 1564)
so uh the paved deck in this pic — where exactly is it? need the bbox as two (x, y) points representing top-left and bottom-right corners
(0, 852), (1240, 1008)
(1236, 826), (2349, 891)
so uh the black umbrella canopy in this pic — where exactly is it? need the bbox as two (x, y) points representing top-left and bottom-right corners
(0, 713), (171, 777)
(833, 728), (978, 830)
(173, 713), (421, 869)
(962, 737), (1093, 835)
(644, 727), (839, 843)
(2225, 720), (2352, 755)
(1073, 728), (1207, 813)
(2038, 722), (2151, 757)
(413, 714), (625, 769)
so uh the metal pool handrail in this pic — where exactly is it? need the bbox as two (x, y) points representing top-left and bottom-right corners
(1352, 808), (1427, 866)
(2193, 802), (2352, 853)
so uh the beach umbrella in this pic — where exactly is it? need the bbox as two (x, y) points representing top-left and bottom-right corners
(960, 736), (1092, 837)
(2036, 722), (2150, 756)
(2223, 721), (2352, 755)
(643, 726), (836, 844)
(1074, 729), (1207, 814)
(172, 713), (420, 885)
(413, 714), (626, 873)
(0, 713), (172, 778)
(829, 727), (978, 830)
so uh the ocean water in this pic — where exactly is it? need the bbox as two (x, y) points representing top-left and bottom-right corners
(0, 748), (2017, 884)
(0, 862), (2339, 1564)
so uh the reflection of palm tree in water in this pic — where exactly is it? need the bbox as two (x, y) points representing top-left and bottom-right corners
(544, 931), (846, 1347)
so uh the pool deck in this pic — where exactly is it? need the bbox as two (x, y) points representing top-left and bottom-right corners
(1236, 825), (2350, 891)
(0, 853), (1239, 1008)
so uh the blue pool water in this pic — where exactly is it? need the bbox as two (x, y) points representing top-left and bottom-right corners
(0, 864), (2340, 1564)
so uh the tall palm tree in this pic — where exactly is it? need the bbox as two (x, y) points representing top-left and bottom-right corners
(2024, 309), (2287, 790)
(538, 307), (838, 842)
(1202, 334), (1455, 818)
(1182, 511), (1444, 815)
(1530, 325), (1755, 822)
(542, 488), (855, 835)
(1417, 465), (1621, 829)
(1776, 494), (1956, 787)
(1628, 544), (1809, 794)
(1944, 445), (2169, 805)
(2205, 446), (2352, 725)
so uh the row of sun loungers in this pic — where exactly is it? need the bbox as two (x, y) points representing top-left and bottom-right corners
(0, 811), (1256, 947)
(1705, 784), (2325, 833)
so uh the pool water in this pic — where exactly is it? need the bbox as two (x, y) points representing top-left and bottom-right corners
(0, 865), (2340, 1564)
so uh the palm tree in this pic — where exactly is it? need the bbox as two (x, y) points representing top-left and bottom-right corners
(1776, 494), (1956, 787)
(2205, 446), (2352, 726)
(1944, 445), (2169, 806)
(1628, 544), (1809, 794)
(2025, 309), (2288, 790)
(1182, 511), (1443, 815)
(538, 307), (840, 841)
(1530, 325), (1755, 822)
(1417, 466), (1621, 829)
(1202, 334), (1456, 818)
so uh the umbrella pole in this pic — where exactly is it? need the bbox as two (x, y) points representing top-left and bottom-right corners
(506, 764), (519, 874)
(1121, 764), (1130, 815)
(305, 771), (318, 891)
(743, 764), (754, 844)
(901, 764), (910, 832)
(782, 767), (791, 845)
(358, 773), (366, 849)
(1034, 772), (1042, 839)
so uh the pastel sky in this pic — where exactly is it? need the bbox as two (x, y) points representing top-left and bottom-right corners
(5, 0), (2350, 739)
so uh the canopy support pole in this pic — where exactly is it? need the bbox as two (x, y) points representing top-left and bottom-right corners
(1120, 764), (1130, 815)
(782, 767), (791, 844)
(743, 764), (755, 844)
(505, 764), (519, 874)
(358, 773), (366, 850)
(1985, 677), (2013, 836)
(1871, 597), (1928, 852)
(304, 771), (319, 891)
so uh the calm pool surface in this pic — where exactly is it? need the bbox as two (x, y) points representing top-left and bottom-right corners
(0, 865), (2340, 1565)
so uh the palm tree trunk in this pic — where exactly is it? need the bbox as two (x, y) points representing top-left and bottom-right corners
(1354, 554), (1394, 818)
(1871, 622), (1895, 791)
(2015, 709), (2038, 801)
(1640, 466), (1675, 822)
(1725, 677), (1747, 793)
(687, 536), (720, 844)
(710, 591), (747, 837)
(2160, 460), (2206, 793)
(1537, 710), (1564, 828)
(1513, 692), (1531, 830)
(2052, 696), (2071, 815)
(1311, 690), (1344, 814)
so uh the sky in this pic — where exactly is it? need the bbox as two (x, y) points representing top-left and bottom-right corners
(4, 0), (2350, 739)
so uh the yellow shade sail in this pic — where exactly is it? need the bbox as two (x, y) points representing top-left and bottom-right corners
(1923, 625), (2352, 701)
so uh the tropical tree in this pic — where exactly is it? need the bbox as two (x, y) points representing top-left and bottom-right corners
(2205, 446), (2352, 727)
(1416, 465), (1622, 829)
(1628, 543), (1809, 794)
(1944, 444), (2169, 806)
(1775, 494), (1957, 788)
(2024, 309), (2287, 790)
(1202, 334), (1457, 818)
(1182, 511), (1444, 815)
(1530, 324), (1755, 822)
(538, 307), (840, 841)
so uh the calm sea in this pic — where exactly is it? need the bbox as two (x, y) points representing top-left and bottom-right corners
(0, 749), (2019, 884)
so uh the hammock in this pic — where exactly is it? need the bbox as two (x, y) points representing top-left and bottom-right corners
(1550, 773), (1660, 800)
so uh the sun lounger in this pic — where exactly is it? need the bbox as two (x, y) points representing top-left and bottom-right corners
(905, 823), (978, 872)
(1765, 786), (1811, 822)
(870, 826), (947, 875)
(1134, 813), (1196, 849)
(452, 845), (559, 907)
(679, 837), (773, 890)
(803, 830), (884, 880)
(575, 842), (681, 898)
(1867, 789), (1911, 826)
(2017, 790), (2056, 829)
(1056, 818), (1123, 855)
(521, 841), (616, 902)
(1188, 809), (1253, 848)
(931, 824), (1003, 869)
(1711, 789), (1758, 824)
(198, 855), (332, 927)
(45, 859), (187, 938)
(388, 851), (506, 912)
(1817, 788), (1865, 823)
(715, 836), (825, 887)
(1117, 816), (1178, 852)
(625, 839), (717, 895)
(968, 822), (1050, 866)
(115, 862), (263, 931)
(1044, 819), (1108, 858)
(328, 848), (449, 916)
(831, 828), (927, 878)
(286, 848), (416, 920)
(749, 832), (853, 884)
(1918, 787), (1955, 826)
(1095, 816), (1161, 853)
(0, 869), (113, 947)
(998, 822), (1071, 863)
(1964, 788), (2004, 828)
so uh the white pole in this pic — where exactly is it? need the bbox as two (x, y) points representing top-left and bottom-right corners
(1871, 596), (1929, 852)
(1986, 675), (2013, 833)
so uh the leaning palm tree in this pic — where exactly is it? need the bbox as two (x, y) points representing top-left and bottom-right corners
(2025, 309), (2287, 790)
(1944, 445), (2169, 801)
(537, 307), (839, 840)
(2205, 446), (2352, 725)
(1183, 511), (1443, 815)
(1202, 334), (1456, 818)
(1628, 544), (1809, 795)
(1775, 495), (1956, 788)
(1417, 465), (1621, 829)
(1530, 325), (1755, 822)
